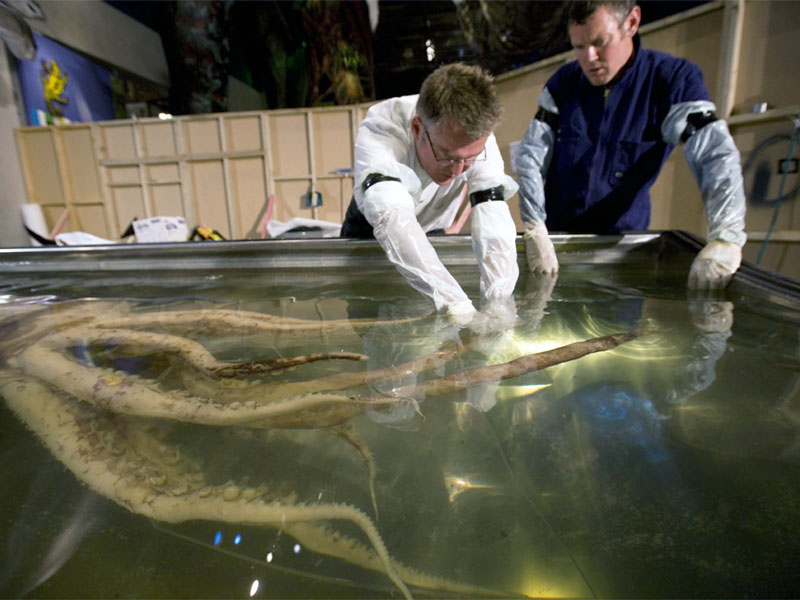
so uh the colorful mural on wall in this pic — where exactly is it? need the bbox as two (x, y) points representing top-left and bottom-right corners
(16, 31), (115, 125)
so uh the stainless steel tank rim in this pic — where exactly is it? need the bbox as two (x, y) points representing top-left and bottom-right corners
(0, 231), (797, 302)
(0, 233), (662, 267)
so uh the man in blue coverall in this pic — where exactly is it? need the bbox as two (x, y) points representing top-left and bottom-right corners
(517, 0), (747, 290)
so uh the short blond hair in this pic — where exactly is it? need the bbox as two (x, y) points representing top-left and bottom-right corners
(416, 63), (502, 140)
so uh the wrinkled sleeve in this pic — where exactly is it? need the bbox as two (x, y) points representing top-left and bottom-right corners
(662, 101), (746, 246)
(660, 67), (746, 247)
(354, 101), (472, 313)
(516, 87), (558, 226)
(466, 135), (520, 301)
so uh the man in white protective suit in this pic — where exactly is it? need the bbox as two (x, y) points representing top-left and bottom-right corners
(341, 63), (519, 322)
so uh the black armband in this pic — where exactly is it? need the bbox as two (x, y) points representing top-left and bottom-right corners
(361, 173), (401, 194)
(469, 186), (505, 207)
(535, 107), (560, 132)
(680, 110), (719, 143)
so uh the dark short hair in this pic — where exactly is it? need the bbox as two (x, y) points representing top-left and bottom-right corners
(565, 0), (636, 26)
(416, 63), (502, 140)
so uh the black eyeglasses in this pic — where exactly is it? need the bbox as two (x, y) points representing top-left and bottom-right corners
(423, 126), (487, 167)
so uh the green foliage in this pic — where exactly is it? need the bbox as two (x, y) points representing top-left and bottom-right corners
(337, 42), (365, 72)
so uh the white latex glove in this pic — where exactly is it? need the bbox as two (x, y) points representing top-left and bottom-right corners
(688, 240), (742, 290)
(445, 298), (477, 325)
(523, 220), (559, 274)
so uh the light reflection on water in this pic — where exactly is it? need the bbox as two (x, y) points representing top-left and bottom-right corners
(0, 263), (798, 598)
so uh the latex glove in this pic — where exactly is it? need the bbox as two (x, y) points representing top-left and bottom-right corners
(523, 220), (559, 274)
(445, 298), (477, 325)
(688, 240), (742, 290)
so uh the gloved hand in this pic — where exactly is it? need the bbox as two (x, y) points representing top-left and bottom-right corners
(523, 220), (559, 274)
(688, 240), (742, 290)
(445, 298), (477, 325)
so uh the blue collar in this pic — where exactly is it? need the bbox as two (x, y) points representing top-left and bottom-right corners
(603, 33), (641, 91)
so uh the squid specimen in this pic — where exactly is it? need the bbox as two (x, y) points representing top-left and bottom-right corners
(0, 300), (645, 598)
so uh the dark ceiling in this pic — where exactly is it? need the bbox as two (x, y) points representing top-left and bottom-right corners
(371, 0), (563, 99)
(107, 0), (708, 111)
(370, 0), (709, 98)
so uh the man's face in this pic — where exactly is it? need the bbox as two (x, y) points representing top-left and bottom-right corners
(568, 5), (641, 86)
(412, 116), (488, 185)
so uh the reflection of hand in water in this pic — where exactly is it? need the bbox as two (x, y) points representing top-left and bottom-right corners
(664, 298), (734, 403)
(444, 298), (477, 326)
(519, 272), (558, 318)
(513, 272), (559, 345)
(468, 295), (518, 335)
(461, 274), (557, 414)
(361, 310), (463, 428)
(688, 296), (734, 333)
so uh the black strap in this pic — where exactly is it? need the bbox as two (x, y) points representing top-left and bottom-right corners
(361, 173), (401, 194)
(340, 198), (374, 239)
(535, 107), (559, 132)
(24, 225), (56, 245)
(469, 186), (505, 207)
(680, 110), (719, 143)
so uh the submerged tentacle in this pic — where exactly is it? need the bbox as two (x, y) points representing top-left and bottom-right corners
(1, 303), (569, 598)
(284, 521), (512, 598)
(92, 308), (424, 335)
(28, 326), (366, 377)
(182, 341), (466, 403)
(329, 424), (380, 520)
(0, 301), (121, 359)
(0, 369), (517, 600)
(8, 341), (405, 426)
(392, 331), (648, 399)
(210, 351), (367, 377)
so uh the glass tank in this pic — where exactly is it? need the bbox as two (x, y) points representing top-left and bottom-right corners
(0, 232), (798, 599)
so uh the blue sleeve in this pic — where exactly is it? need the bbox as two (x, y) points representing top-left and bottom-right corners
(543, 62), (582, 113)
(665, 58), (712, 106)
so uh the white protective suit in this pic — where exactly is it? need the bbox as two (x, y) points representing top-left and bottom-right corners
(354, 95), (520, 317)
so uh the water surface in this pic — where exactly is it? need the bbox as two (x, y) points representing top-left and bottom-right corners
(0, 244), (798, 599)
